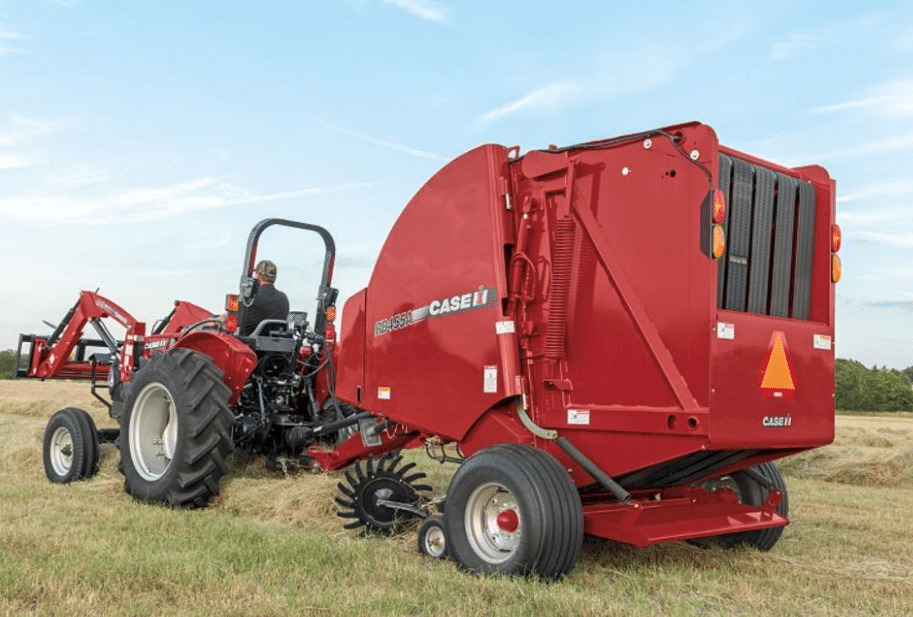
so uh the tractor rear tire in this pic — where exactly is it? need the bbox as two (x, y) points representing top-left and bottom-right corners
(700, 461), (789, 551)
(118, 348), (234, 508)
(43, 407), (99, 483)
(444, 443), (583, 579)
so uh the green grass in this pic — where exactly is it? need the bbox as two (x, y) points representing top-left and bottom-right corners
(2, 384), (913, 616)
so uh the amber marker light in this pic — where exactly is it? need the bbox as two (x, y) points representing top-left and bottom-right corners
(712, 225), (726, 259)
(326, 305), (337, 322)
(712, 189), (726, 224)
(225, 294), (239, 312)
(831, 254), (842, 283)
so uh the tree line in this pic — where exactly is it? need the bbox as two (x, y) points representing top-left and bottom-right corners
(835, 359), (913, 412)
(0, 349), (17, 379)
(2, 349), (911, 411)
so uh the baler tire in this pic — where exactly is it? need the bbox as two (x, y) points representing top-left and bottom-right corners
(117, 348), (234, 508)
(417, 514), (448, 560)
(444, 443), (583, 579)
(43, 407), (99, 483)
(701, 462), (789, 551)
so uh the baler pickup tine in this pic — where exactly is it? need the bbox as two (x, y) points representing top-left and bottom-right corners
(402, 472), (428, 485)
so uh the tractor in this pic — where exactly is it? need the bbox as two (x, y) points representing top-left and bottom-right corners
(18, 121), (840, 578)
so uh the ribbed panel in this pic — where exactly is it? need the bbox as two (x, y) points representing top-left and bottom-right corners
(717, 154), (816, 320)
(545, 218), (575, 358)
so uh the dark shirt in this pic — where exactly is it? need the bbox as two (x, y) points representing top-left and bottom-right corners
(239, 284), (290, 336)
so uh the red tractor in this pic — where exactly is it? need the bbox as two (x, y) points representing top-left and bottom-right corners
(18, 121), (840, 578)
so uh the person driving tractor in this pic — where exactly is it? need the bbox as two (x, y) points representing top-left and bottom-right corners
(239, 259), (289, 336)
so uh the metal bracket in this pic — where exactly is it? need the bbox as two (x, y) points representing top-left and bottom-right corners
(515, 397), (557, 440)
(375, 499), (428, 519)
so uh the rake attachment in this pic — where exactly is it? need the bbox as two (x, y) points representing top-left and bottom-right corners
(335, 451), (433, 534)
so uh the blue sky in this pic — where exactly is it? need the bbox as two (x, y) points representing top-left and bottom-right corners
(1, 0), (911, 369)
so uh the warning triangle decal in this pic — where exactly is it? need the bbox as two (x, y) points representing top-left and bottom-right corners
(759, 331), (796, 398)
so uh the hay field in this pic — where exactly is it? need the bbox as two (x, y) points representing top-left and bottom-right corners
(1, 380), (912, 617)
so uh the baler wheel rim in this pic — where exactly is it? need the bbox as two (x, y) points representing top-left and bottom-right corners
(418, 514), (448, 559)
(464, 481), (521, 564)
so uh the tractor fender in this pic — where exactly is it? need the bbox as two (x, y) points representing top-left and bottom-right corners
(174, 331), (257, 406)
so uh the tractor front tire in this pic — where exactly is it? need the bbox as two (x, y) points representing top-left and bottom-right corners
(118, 348), (234, 508)
(43, 407), (99, 483)
(444, 443), (583, 579)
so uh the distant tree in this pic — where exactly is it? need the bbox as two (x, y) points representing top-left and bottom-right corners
(835, 359), (868, 410)
(900, 366), (913, 384)
(836, 359), (913, 412)
(0, 349), (16, 379)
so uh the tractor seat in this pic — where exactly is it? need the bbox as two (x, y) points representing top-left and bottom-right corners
(250, 319), (291, 338)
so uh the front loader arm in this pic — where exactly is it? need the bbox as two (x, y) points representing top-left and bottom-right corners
(20, 290), (145, 382)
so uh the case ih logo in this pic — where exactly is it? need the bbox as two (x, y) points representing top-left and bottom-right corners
(763, 415), (793, 428)
(375, 286), (495, 336)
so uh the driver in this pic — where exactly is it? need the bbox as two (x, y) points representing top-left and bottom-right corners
(239, 260), (290, 336)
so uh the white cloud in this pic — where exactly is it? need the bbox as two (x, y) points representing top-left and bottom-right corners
(838, 179), (913, 206)
(381, 0), (451, 24)
(0, 153), (28, 169)
(811, 130), (913, 161)
(473, 81), (581, 128)
(0, 116), (56, 146)
(813, 80), (913, 117)
(0, 24), (26, 57)
(318, 123), (447, 160)
(770, 34), (822, 62)
(851, 230), (913, 248)
(0, 116), (55, 168)
(838, 209), (913, 226)
(0, 41), (25, 57)
(0, 178), (381, 226)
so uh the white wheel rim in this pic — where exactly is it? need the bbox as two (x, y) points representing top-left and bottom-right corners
(50, 426), (74, 476)
(423, 524), (446, 558)
(130, 383), (177, 481)
(464, 482), (521, 564)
